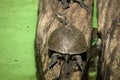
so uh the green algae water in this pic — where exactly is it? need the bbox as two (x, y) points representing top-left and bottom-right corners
(0, 0), (38, 80)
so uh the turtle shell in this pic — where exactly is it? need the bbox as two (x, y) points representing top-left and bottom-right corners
(48, 26), (87, 55)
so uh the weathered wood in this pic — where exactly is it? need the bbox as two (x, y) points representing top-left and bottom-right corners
(35, 0), (93, 80)
(97, 0), (120, 80)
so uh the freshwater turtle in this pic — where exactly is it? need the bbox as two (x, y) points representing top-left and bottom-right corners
(48, 25), (87, 73)
(48, 4), (87, 73)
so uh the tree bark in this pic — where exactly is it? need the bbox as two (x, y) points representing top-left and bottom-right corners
(97, 0), (120, 80)
(35, 0), (93, 80)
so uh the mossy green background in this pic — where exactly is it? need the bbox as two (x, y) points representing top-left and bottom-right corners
(93, 0), (98, 28)
(0, 0), (38, 80)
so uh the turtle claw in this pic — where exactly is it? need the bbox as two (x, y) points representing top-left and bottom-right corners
(75, 55), (84, 73)
(79, 64), (84, 73)
(48, 61), (57, 69)
(48, 53), (58, 69)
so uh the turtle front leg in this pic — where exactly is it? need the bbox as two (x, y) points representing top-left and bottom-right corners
(74, 0), (88, 12)
(48, 53), (61, 69)
(61, 0), (70, 9)
(75, 55), (84, 73)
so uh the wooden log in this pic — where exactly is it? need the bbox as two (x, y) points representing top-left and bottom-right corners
(97, 0), (120, 80)
(35, 0), (93, 79)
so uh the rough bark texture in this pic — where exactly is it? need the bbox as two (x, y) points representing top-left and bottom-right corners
(35, 0), (93, 80)
(97, 0), (120, 80)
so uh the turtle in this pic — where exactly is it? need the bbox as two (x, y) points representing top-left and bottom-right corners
(48, 25), (87, 73)
(48, 4), (88, 73)
(60, 0), (88, 12)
